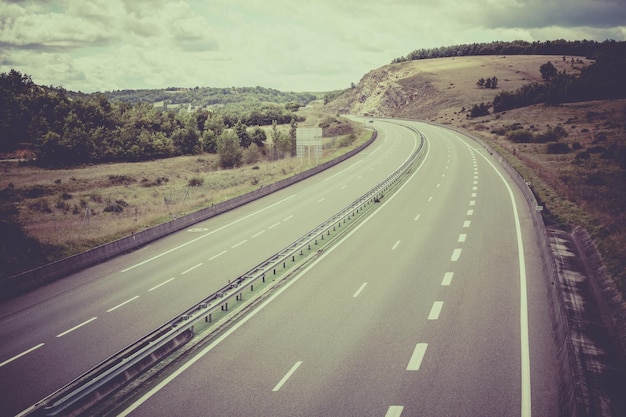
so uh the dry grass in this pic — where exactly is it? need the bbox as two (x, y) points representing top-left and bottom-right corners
(0, 110), (370, 266)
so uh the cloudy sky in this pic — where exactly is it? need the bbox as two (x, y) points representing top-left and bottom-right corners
(1, 0), (624, 93)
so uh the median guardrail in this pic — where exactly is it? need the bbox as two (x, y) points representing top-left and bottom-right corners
(22, 123), (426, 417)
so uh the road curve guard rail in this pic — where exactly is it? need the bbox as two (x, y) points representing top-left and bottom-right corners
(23, 124), (426, 417)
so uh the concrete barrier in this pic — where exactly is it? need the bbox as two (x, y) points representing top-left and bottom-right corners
(0, 131), (377, 301)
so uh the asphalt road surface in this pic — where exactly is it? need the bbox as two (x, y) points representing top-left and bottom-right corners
(1, 121), (420, 416)
(113, 120), (560, 417)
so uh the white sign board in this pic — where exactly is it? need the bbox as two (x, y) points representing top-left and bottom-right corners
(296, 128), (323, 146)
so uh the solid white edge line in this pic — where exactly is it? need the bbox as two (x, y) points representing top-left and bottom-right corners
(107, 296), (140, 313)
(115, 122), (428, 417)
(0, 343), (45, 368)
(385, 405), (404, 417)
(56, 317), (98, 338)
(458, 136), (531, 417)
(121, 194), (297, 272)
(406, 343), (428, 371)
(272, 360), (303, 392)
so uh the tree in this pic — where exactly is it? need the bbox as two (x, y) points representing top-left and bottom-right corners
(250, 127), (267, 147)
(234, 120), (251, 148)
(540, 61), (558, 81)
(217, 130), (242, 168)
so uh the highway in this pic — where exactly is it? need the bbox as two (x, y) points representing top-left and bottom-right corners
(114, 120), (560, 417)
(0, 121), (419, 416)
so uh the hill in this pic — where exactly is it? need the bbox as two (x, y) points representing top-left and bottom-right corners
(326, 54), (626, 298)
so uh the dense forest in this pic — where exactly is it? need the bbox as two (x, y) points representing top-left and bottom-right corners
(392, 39), (626, 63)
(0, 71), (311, 166)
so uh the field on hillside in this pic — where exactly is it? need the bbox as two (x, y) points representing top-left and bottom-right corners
(327, 54), (625, 293)
(0, 106), (368, 279)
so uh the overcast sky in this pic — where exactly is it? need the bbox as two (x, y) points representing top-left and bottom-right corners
(1, 0), (624, 93)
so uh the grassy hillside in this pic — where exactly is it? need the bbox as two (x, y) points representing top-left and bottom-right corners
(326, 55), (626, 295)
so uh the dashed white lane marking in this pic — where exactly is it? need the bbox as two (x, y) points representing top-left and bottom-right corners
(473, 186), (478, 191)
(385, 405), (404, 417)
(467, 209), (474, 216)
(283, 215), (294, 221)
(252, 230), (265, 238)
(353, 282), (367, 298)
(56, 317), (98, 338)
(406, 343), (428, 371)
(428, 196), (433, 202)
(107, 295), (140, 312)
(428, 301), (444, 320)
(458, 234), (467, 242)
(181, 263), (203, 275)
(451, 248), (462, 261)
(414, 214), (421, 221)
(463, 220), (471, 228)
(470, 200), (476, 206)
(317, 197), (326, 203)
(272, 361), (303, 392)
(472, 192), (477, 197)
(441, 272), (454, 286)
(121, 193), (297, 272)
(0, 343), (45, 368)
(268, 222), (280, 229)
(392, 240), (401, 250)
(209, 250), (227, 261)
(231, 240), (248, 249)
(148, 277), (175, 292)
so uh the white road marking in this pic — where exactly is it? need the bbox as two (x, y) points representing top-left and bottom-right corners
(458, 234), (467, 242)
(472, 192), (477, 197)
(473, 180), (478, 185)
(0, 343), (45, 368)
(463, 220), (471, 228)
(441, 272), (454, 286)
(467, 209), (474, 216)
(115, 124), (427, 417)
(148, 277), (175, 292)
(272, 361), (302, 392)
(472, 186), (478, 191)
(428, 301), (444, 320)
(437, 183), (441, 188)
(181, 263), (203, 275)
(340, 185), (347, 190)
(428, 196), (433, 202)
(268, 222), (280, 229)
(406, 343), (428, 371)
(459, 137), (531, 416)
(251, 230), (265, 238)
(414, 214), (421, 221)
(392, 240), (401, 250)
(469, 200), (476, 206)
(121, 193), (297, 272)
(209, 250), (227, 261)
(283, 215), (294, 221)
(231, 240), (248, 249)
(317, 197), (326, 203)
(353, 282), (367, 298)
(385, 405), (404, 417)
(107, 295), (140, 312)
(323, 159), (363, 182)
(451, 248), (462, 261)
(56, 317), (97, 338)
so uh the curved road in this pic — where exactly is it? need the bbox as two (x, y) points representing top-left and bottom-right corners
(114, 120), (560, 417)
(0, 122), (417, 416)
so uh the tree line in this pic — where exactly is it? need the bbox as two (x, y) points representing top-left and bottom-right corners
(0, 70), (306, 167)
(391, 39), (626, 64)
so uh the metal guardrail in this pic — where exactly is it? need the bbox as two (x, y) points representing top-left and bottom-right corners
(24, 123), (426, 417)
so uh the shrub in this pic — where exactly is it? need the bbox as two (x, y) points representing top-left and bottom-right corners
(546, 143), (570, 154)
(507, 130), (534, 143)
(188, 177), (205, 187)
(103, 199), (128, 213)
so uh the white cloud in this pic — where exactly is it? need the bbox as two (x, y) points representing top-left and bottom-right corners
(0, 0), (624, 92)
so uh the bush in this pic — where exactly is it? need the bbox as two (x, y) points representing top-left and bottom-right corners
(188, 177), (205, 187)
(546, 143), (570, 154)
(507, 130), (534, 143)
